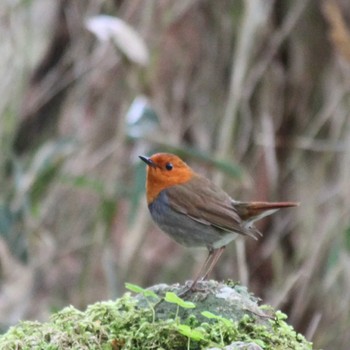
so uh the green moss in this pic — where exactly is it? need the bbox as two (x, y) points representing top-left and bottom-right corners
(0, 282), (313, 350)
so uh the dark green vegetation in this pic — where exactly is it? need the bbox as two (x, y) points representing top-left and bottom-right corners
(0, 282), (312, 350)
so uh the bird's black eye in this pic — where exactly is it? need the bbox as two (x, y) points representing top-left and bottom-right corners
(165, 162), (173, 171)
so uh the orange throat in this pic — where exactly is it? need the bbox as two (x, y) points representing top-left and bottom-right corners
(145, 168), (194, 204)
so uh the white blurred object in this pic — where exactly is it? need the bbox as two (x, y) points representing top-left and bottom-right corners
(126, 95), (159, 138)
(85, 15), (150, 66)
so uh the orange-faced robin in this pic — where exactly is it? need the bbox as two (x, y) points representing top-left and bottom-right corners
(139, 153), (298, 291)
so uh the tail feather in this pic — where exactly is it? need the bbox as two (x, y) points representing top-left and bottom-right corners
(232, 201), (299, 223)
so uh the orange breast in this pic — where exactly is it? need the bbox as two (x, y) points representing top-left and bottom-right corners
(145, 168), (194, 204)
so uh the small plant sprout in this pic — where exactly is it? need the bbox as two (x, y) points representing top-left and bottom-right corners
(125, 283), (159, 322)
(164, 292), (195, 308)
(201, 311), (233, 327)
(124, 283), (159, 299)
(164, 292), (195, 321)
(177, 324), (206, 350)
(202, 310), (234, 345)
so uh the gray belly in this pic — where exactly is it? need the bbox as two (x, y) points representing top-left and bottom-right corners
(148, 191), (236, 249)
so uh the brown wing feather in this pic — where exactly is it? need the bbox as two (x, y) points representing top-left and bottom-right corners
(165, 175), (257, 238)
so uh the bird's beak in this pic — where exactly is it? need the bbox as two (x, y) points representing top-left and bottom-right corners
(139, 155), (157, 168)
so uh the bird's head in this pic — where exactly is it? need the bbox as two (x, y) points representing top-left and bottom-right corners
(139, 153), (194, 203)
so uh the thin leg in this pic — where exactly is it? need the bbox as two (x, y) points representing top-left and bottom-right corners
(201, 246), (225, 281)
(178, 246), (226, 296)
(188, 249), (215, 290)
(189, 246), (225, 290)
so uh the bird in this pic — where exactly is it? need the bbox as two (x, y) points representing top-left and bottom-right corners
(139, 152), (299, 292)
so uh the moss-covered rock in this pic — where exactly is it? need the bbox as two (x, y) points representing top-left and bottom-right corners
(0, 280), (313, 350)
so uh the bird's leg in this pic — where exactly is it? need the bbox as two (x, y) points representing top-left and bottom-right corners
(188, 248), (215, 290)
(178, 249), (215, 297)
(201, 246), (225, 281)
(178, 247), (225, 296)
(188, 246), (225, 290)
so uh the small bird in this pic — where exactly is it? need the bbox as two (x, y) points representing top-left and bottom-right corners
(139, 153), (298, 292)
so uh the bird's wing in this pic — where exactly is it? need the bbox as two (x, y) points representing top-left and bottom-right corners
(165, 175), (258, 238)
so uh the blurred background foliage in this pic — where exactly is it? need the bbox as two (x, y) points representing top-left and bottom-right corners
(1, 0), (350, 348)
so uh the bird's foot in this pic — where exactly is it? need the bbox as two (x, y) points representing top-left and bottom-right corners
(177, 286), (192, 298)
(176, 281), (197, 298)
(177, 280), (209, 299)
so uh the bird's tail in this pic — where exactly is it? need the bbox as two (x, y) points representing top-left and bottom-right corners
(232, 201), (299, 223)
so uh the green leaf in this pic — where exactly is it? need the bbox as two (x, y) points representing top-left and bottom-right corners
(125, 283), (146, 294)
(177, 325), (205, 341)
(164, 292), (195, 309)
(201, 311), (232, 326)
(143, 290), (159, 299)
(124, 283), (158, 299)
(201, 311), (220, 319)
